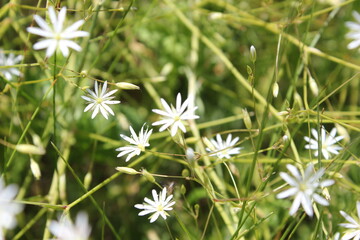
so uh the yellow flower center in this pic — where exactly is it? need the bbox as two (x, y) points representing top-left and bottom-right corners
(137, 144), (145, 151)
(54, 33), (62, 40)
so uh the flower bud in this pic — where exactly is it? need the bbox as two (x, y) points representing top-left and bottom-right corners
(335, 124), (350, 143)
(80, 70), (87, 78)
(309, 76), (319, 96)
(59, 174), (67, 202)
(160, 63), (173, 76)
(273, 82), (279, 98)
(209, 12), (223, 20)
(116, 167), (140, 175)
(250, 45), (256, 63)
(115, 82), (140, 90)
(246, 65), (252, 75)
(242, 108), (252, 129)
(186, 147), (195, 161)
(182, 169), (190, 177)
(30, 158), (41, 180)
(203, 137), (215, 151)
(141, 169), (156, 183)
(16, 144), (45, 155)
(180, 184), (186, 195)
(83, 172), (92, 190)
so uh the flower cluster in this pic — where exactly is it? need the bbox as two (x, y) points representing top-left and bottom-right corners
(2, 3), (356, 239)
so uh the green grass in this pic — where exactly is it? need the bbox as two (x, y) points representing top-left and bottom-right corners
(1, 0), (360, 239)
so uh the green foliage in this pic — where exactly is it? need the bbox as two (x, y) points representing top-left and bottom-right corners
(0, 0), (360, 239)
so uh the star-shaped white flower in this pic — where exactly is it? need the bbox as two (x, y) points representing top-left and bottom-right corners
(152, 93), (199, 136)
(345, 11), (360, 50)
(304, 126), (344, 160)
(135, 187), (176, 223)
(81, 81), (120, 119)
(0, 177), (24, 239)
(276, 164), (334, 217)
(205, 134), (242, 159)
(49, 211), (91, 240)
(27, 6), (89, 57)
(339, 201), (360, 240)
(0, 50), (23, 81)
(116, 125), (153, 162)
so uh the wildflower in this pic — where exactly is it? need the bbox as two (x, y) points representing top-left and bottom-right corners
(205, 134), (242, 159)
(276, 164), (334, 217)
(27, 6), (89, 57)
(116, 125), (152, 162)
(0, 50), (23, 81)
(304, 126), (344, 160)
(339, 201), (360, 240)
(135, 187), (175, 223)
(0, 177), (23, 239)
(345, 11), (360, 50)
(152, 93), (199, 136)
(49, 211), (91, 240)
(81, 81), (120, 119)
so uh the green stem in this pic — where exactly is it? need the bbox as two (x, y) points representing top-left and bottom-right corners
(53, 52), (57, 143)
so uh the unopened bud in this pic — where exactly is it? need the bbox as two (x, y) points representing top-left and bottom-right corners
(186, 147), (195, 161)
(246, 65), (252, 75)
(115, 82), (140, 90)
(81, 86), (90, 91)
(209, 12), (223, 20)
(278, 111), (288, 116)
(309, 76), (319, 96)
(335, 124), (350, 143)
(83, 172), (92, 190)
(150, 76), (166, 82)
(141, 169), (156, 183)
(30, 158), (41, 180)
(59, 174), (67, 201)
(16, 144), (45, 155)
(116, 167), (140, 175)
(294, 92), (304, 110)
(273, 82), (279, 98)
(180, 184), (186, 195)
(80, 70), (87, 78)
(182, 169), (190, 177)
(194, 204), (200, 216)
(160, 63), (173, 76)
(203, 137), (215, 151)
(242, 108), (252, 129)
(250, 45), (256, 63)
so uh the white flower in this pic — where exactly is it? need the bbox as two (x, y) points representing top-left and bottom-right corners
(205, 134), (242, 159)
(304, 126), (344, 160)
(135, 187), (175, 223)
(49, 211), (91, 240)
(345, 11), (360, 50)
(116, 125), (153, 162)
(152, 93), (199, 136)
(339, 201), (360, 240)
(276, 164), (334, 217)
(0, 177), (23, 240)
(27, 6), (89, 57)
(0, 50), (23, 81)
(81, 81), (120, 119)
